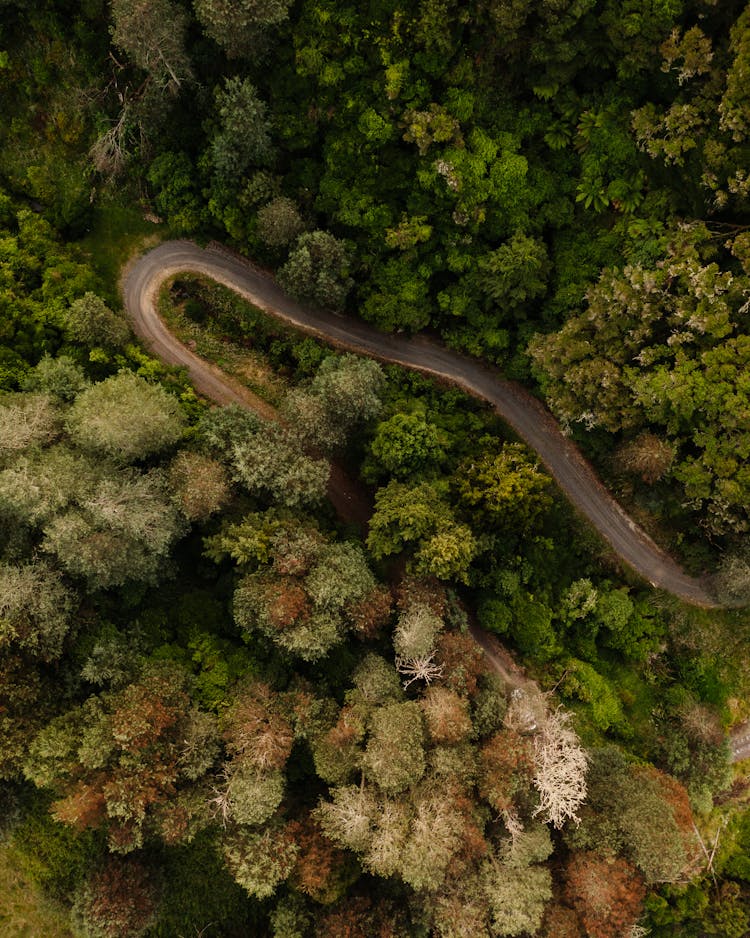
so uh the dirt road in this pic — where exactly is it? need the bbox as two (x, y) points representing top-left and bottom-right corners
(123, 240), (719, 608)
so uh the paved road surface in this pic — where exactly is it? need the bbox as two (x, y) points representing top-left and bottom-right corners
(122, 240), (719, 608)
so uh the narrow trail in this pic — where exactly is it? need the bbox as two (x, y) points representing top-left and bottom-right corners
(123, 239), (719, 608)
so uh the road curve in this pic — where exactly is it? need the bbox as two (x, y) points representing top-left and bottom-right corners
(123, 239), (719, 609)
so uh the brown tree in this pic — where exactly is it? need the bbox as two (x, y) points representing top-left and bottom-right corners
(564, 852), (646, 938)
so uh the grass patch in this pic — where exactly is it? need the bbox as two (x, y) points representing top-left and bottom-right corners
(0, 843), (72, 938)
(158, 274), (332, 406)
(78, 199), (170, 304)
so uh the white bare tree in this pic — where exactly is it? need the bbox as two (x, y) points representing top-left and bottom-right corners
(395, 651), (444, 689)
(531, 707), (588, 829)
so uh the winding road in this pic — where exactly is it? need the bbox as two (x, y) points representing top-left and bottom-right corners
(123, 239), (719, 609)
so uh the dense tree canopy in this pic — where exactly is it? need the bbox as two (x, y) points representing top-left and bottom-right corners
(2, 0), (750, 934)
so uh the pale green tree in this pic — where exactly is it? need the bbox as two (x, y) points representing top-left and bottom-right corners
(283, 354), (383, 453)
(229, 423), (329, 507)
(65, 293), (130, 349)
(222, 825), (298, 899)
(21, 356), (90, 402)
(65, 371), (185, 463)
(0, 445), (99, 526)
(363, 701), (425, 795)
(0, 393), (61, 458)
(42, 469), (186, 590)
(0, 561), (76, 661)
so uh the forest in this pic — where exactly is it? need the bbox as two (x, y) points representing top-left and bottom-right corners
(2, 0), (750, 935)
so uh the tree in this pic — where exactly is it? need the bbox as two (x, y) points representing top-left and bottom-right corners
(256, 197), (305, 247)
(71, 854), (161, 938)
(24, 662), (218, 853)
(420, 686), (472, 745)
(65, 371), (185, 463)
(194, 0), (294, 58)
(42, 468), (186, 590)
(232, 522), (378, 660)
(214, 763), (285, 826)
(21, 356), (89, 402)
(210, 78), (274, 186)
(566, 748), (698, 884)
(0, 561), (75, 661)
(228, 423), (329, 508)
(222, 824), (298, 899)
(220, 680), (294, 772)
(529, 226), (750, 533)
(0, 393), (60, 457)
(283, 354), (384, 453)
(168, 450), (230, 521)
(65, 294), (130, 350)
(363, 701), (425, 795)
(481, 846), (553, 937)
(478, 728), (535, 814)
(531, 707), (588, 830)
(367, 411), (444, 480)
(614, 431), (676, 484)
(477, 231), (550, 311)
(279, 231), (353, 311)
(111, 0), (192, 92)
(367, 481), (478, 583)
(393, 602), (443, 660)
(456, 443), (552, 533)
(0, 444), (99, 527)
(719, 6), (750, 143)
(564, 852), (646, 938)
(147, 152), (203, 234)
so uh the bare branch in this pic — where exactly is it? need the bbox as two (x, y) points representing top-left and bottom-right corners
(395, 652), (444, 689)
(531, 707), (588, 829)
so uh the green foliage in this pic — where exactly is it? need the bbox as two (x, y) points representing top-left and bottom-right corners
(367, 481), (477, 583)
(567, 748), (696, 884)
(559, 658), (629, 734)
(0, 561), (75, 661)
(477, 231), (550, 309)
(367, 411), (444, 480)
(229, 423), (329, 508)
(11, 794), (102, 901)
(530, 226), (750, 534)
(21, 356), (90, 402)
(5, 1), (750, 932)
(194, 0), (293, 58)
(457, 443), (552, 534)
(147, 153), (203, 234)
(279, 231), (353, 311)
(283, 353), (384, 453)
(65, 294), (130, 350)
(65, 371), (185, 463)
(211, 78), (274, 187)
